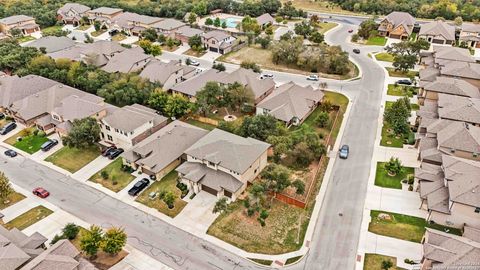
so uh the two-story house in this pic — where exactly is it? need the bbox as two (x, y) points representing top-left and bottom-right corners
(56, 3), (91, 26)
(176, 128), (270, 201)
(139, 59), (198, 90)
(111, 12), (162, 36)
(151, 18), (186, 39)
(86, 7), (123, 26)
(99, 104), (168, 149)
(419, 77), (480, 105)
(202, 30), (237, 54)
(459, 23), (480, 48)
(122, 121), (208, 180)
(0, 15), (40, 36)
(101, 47), (152, 73)
(377, 11), (415, 40)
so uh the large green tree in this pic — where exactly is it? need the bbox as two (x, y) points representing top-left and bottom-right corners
(62, 118), (101, 149)
(102, 227), (127, 256)
(239, 114), (280, 141)
(0, 172), (13, 202)
(261, 163), (291, 193)
(80, 225), (103, 259)
(0, 40), (40, 73)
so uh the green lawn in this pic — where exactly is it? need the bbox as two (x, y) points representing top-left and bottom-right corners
(41, 25), (64, 36)
(4, 128), (49, 154)
(184, 119), (216, 131)
(364, 253), (406, 270)
(111, 34), (127, 41)
(366, 36), (387, 46)
(89, 158), (135, 192)
(375, 162), (414, 189)
(135, 170), (187, 218)
(386, 67), (418, 78)
(369, 210), (462, 243)
(375, 52), (394, 62)
(249, 258), (273, 265)
(90, 29), (106, 37)
(45, 145), (100, 173)
(380, 122), (404, 148)
(16, 35), (36, 43)
(387, 84), (418, 97)
(0, 191), (26, 210)
(3, 206), (53, 230)
(285, 255), (303, 265)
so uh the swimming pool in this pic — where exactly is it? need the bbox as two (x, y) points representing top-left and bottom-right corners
(220, 17), (241, 28)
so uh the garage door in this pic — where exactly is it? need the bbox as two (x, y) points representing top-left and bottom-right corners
(389, 34), (401, 39)
(432, 39), (444, 44)
(209, 47), (218, 53)
(202, 185), (217, 196)
(224, 190), (232, 198)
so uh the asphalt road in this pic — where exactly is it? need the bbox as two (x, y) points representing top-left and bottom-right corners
(2, 20), (386, 270)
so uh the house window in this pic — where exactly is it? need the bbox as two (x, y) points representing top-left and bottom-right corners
(474, 153), (478, 158)
(450, 148), (455, 153)
(115, 128), (119, 133)
(105, 125), (111, 131)
(212, 40), (216, 44)
(208, 161), (215, 167)
(107, 135), (113, 141)
(475, 207), (480, 213)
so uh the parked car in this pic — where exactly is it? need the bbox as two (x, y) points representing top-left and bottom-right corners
(188, 59), (200, 66)
(396, 79), (412, 85)
(306, 74), (319, 81)
(353, 48), (360, 54)
(33, 187), (50, 198)
(128, 178), (150, 196)
(108, 148), (124, 160)
(339, 145), (349, 159)
(101, 146), (117, 157)
(0, 112), (5, 120)
(348, 29), (354, 33)
(260, 73), (273, 79)
(4, 149), (17, 157)
(0, 122), (16, 135)
(40, 139), (58, 152)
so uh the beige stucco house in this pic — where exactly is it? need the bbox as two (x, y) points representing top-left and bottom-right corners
(459, 23), (480, 48)
(86, 7), (123, 25)
(418, 20), (455, 45)
(377, 11), (415, 40)
(202, 30), (236, 54)
(57, 3), (91, 26)
(0, 15), (40, 36)
(139, 59), (198, 90)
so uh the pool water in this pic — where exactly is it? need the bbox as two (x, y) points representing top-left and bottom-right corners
(220, 17), (240, 28)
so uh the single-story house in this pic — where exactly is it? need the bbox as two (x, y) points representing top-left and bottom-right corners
(25, 36), (76, 53)
(418, 20), (455, 45)
(174, 25), (204, 44)
(101, 47), (152, 73)
(256, 13), (275, 28)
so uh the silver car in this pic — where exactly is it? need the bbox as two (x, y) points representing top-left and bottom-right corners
(339, 145), (349, 159)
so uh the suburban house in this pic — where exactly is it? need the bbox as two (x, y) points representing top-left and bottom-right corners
(418, 20), (455, 45)
(56, 3), (91, 26)
(437, 94), (480, 126)
(418, 155), (480, 229)
(256, 13), (274, 28)
(99, 104), (168, 149)
(418, 77), (480, 105)
(202, 30), (237, 54)
(139, 59), (198, 90)
(256, 82), (324, 126)
(0, 15), (40, 36)
(420, 227), (480, 269)
(176, 128), (270, 201)
(20, 239), (97, 270)
(25, 36), (76, 53)
(459, 23), (480, 48)
(420, 46), (475, 70)
(86, 7), (123, 25)
(151, 18), (186, 38)
(219, 68), (275, 104)
(170, 69), (226, 101)
(110, 12), (162, 36)
(0, 225), (47, 269)
(48, 40), (125, 67)
(0, 75), (57, 111)
(101, 47), (152, 73)
(174, 25), (204, 44)
(122, 120), (209, 180)
(377, 11), (415, 40)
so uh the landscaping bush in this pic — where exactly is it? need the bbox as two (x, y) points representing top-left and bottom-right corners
(316, 111), (330, 128)
(50, 234), (66, 245)
(37, 130), (46, 137)
(101, 171), (109, 180)
(62, 223), (80, 240)
(176, 182), (188, 191)
(404, 258), (415, 264)
(257, 217), (266, 227)
(158, 190), (166, 200)
(5, 116), (13, 121)
(33, 129), (39, 136)
(384, 157), (403, 176)
(408, 185), (413, 191)
(292, 179), (305, 194)
(163, 191), (175, 209)
(407, 175), (414, 185)
(121, 164), (134, 173)
(319, 100), (333, 112)
(260, 209), (269, 219)
(351, 33), (359, 42)
(381, 260), (393, 270)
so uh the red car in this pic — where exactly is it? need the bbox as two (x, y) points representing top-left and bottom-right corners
(348, 29), (354, 33)
(33, 187), (50, 198)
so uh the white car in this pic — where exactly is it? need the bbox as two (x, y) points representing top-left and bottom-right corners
(260, 73), (273, 79)
(189, 59), (200, 66)
(306, 74), (319, 81)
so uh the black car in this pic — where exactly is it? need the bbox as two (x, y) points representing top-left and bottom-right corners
(4, 149), (17, 157)
(108, 148), (124, 160)
(102, 146), (117, 157)
(353, 48), (360, 54)
(128, 178), (150, 196)
(0, 122), (16, 135)
(40, 139), (58, 152)
(396, 79), (412, 85)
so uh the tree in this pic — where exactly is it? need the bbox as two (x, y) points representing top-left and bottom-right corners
(0, 41), (40, 73)
(241, 16), (261, 35)
(196, 81), (224, 114)
(62, 118), (101, 148)
(188, 12), (197, 25)
(166, 38), (175, 48)
(102, 227), (127, 256)
(261, 163), (291, 193)
(358, 19), (377, 39)
(188, 34), (202, 50)
(384, 97), (411, 135)
(94, 21), (101, 31)
(212, 62), (226, 71)
(392, 54), (417, 72)
(292, 179), (305, 194)
(381, 260), (393, 270)
(240, 61), (261, 73)
(384, 157), (403, 176)
(221, 21), (227, 28)
(267, 135), (293, 162)
(256, 36), (271, 49)
(149, 44), (162, 56)
(62, 223), (80, 240)
(228, 82), (254, 111)
(138, 39), (153, 54)
(291, 142), (315, 167)
(141, 28), (158, 42)
(84, 33), (94, 43)
(214, 17), (221, 27)
(309, 31), (324, 44)
(163, 191), (175, 208)
(239, 114), (280, 141)
(0, 172), (13, 202)
(164, 94), (192, 118)
(205, 18), (213, 26)
(148, 91), (169, 114)
(10, 28), (22, 37)
(294, 20), (313, 38)
(351, 33), (359, 42)
(213, 197), (228, 213)
(454, 16), (463, 26)
(157, 34), (166, 43)
(98, 74), (153, 106)
(265, 25), (273, 35)
(80, 225), (103, 258)
(316, 111), (330, 128)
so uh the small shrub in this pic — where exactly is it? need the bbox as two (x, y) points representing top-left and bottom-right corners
(5, 116), (13, 121)
(112, 181), (118, 185)
(257, 217), (266, 227)
(62, 223), (80, 240)
(381, 260), (393, 270)
(292, 179), (305, 194)
(404, 258), (415, 264)
(33, 129), (39, 136)
(260, 209), (269, 219)
(247, 207), (255, 216)
(319, 100), (333, 112)
(50, 234), (66, 245)
(407, 175), (414, 185)
(158, 190), (166, 200)
(100, 171), (109, 180)
(37, 130), (46, 137)
(316, 111), (330, 128)
(408, 185), (413, 191)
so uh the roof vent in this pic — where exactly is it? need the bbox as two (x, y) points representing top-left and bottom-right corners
(465, 122), (469, 129)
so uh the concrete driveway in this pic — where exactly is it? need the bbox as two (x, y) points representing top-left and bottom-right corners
(199, 51), (221, 61)
(174, 191), (218, 234)
(31, 133), (62, 161)
(120, 36), (139, 45)
(71, 155), (114, 181)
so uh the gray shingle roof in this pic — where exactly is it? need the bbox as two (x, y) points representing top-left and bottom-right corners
(419, 20), (456, 41)
(25, 36), (76, 53)
(52, 94), (105, 122)
(184, 128), (270, 174)
(171, 69), (226, 97)
(102, 104), (167, 133)
(123, 120), (208, 173)
(57, 3), (91, 16)
(384, 11), (415, 27)
(112, 12), (162, 29)
(176, 161), (244, 192)
(139, 60), (183, 85)
(437, 121), (480, 154)
(461, 22), (480, 33)
(256, 13), (274, 26)
(257, 82), (324, 123)
(437, 94), (480, 125)
(101, 47), (152, 73)
(88, 7), (123, 15)
(440, 61), (480, 80)
(0, 15), (34, 25)
(219, 68), (275, 100)
(203, 30), (230, 41)
(152, 18), (185, 31)
(433, 46), (475, 64)
(442, 155), (480, 207)
(0, 75), (58, 108)
(176, 25), (204, 38)
(423, 77), (480, 98)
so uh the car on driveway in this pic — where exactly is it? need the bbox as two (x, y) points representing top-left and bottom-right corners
(188, 59), (200, 66)
(396, 79), (412, 85)
(102, 146), (117, 157)
(128, 178), (150, 196)
(353, 48), (360, 54)
(4, 149), (17, 157)
(40, 139), (58, 152)
(33, 187), (50, 198)
(339, 145), (349, 159)
(0, 122), (16, 135)
(306, 74), (319, 81)
(108, 148), (124, 160)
